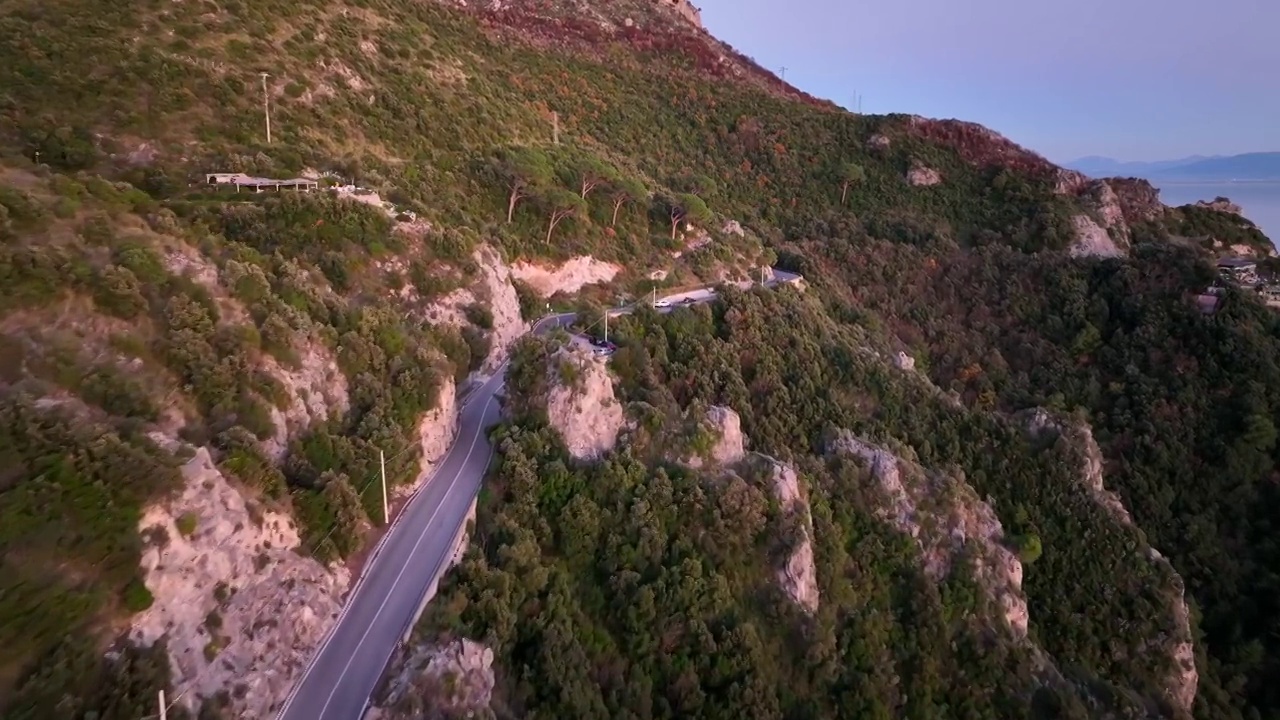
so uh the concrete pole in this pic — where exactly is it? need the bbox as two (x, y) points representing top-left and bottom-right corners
(552, 111), (559, 145)
(380, 449), (389, 525)
(603, 310), (608, 344)
(158, 690), (168, 720)
(260, 72), (272, 144)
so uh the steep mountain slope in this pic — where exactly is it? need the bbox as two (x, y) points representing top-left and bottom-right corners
(2, 0), (1280, 718)
(1152, 153), (1280, 182)
(402, 288), (1200, 719)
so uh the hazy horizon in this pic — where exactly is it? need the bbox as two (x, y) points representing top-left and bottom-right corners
(694, 0), (1278, 164)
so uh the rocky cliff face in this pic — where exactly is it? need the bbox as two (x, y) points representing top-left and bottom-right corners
(130, 442), (350, 718)
(369, 638), (496, 720)
(682, 404), (746, 468)
(394, 372), (460, 502)
(418, 244), (527, 374)
(906, 163), (942, 187)
(673, 405), (817, 611)
(1021, 409), (1198, 714)
(260, 344), (350, 460)
(1060, 177), (1166, 258)
(1068, 214), (1124, 259)
(760, 455), (820, 613)
(828, 431), (1029, 638)
(509, 255), (622, 297)
(1195, 197), (1243, 215)
(546, 344), (623, 460)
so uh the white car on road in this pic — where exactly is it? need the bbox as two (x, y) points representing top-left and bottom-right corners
(654, 299), (672, 308)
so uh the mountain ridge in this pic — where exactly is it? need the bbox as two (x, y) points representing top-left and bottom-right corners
(3, 0), (1280, 719)
(1067, 152), (1280, 181)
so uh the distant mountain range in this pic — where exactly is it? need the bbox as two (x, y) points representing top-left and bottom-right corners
(1065, 152), (1280, 182)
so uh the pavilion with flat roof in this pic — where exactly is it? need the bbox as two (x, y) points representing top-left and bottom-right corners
(205, 173), (318, 192)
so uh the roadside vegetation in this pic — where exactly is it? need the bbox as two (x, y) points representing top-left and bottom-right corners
(0, 0), (1277, 717)
(423, 287), (1175, 718)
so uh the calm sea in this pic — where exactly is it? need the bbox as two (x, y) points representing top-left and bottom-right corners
(1154, 181), (1280, 248)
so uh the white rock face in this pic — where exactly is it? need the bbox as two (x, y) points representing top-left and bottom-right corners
(762, 455), (820, 613)
(509, 255), (621, 297)
(1023, 409), (1198, 712)
(473, 246), (527, 373)
(866, 134), (891, 152)
(893, 350), (915, 371)
(906, 164), (942, 186)
(370, 639), (496, 720)
(423, 246), (527, 373)
(721, 219), (745, 237)
(685, 405), (746, 468)
(261, 344), (350, 460)
(394, 373), (459, 502)
(546, 344), (623, 460)
(417, 372), (458, 478)
(130, 445), (349, 718)
(1069, 214), (1125, 258)
(829, 432), (1029, 638)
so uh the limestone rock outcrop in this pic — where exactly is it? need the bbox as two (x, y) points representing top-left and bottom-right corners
(828, 432), (1029, 637)
(260, 344), (349, 460)
(1020, 409), (1198, 713)
(509, 255), (621, 297)
(420, 245), (527, 373)
(760, 455), (819, 613)
(1196, 196), (1243, 215)
(906, 163), (942, 186)
(474, 246), (527, 373)
(546, 344), (623, 460)
(394, 373), (459, 502)
(130, 444), (349, 718)
(370, 638), (496, 720)
(1068, 214), (1124, 259)
(683, 404), (746, 468)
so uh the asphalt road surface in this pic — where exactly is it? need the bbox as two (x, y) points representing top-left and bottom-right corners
(276, 272), (800, 720)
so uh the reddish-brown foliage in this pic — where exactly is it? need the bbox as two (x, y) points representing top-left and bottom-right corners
(900, 116), (1059, 180)
(471, 3), (839, 111)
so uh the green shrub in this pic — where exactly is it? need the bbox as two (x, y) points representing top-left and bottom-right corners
(176, 512), (199, 538)
(513, 279), (544, 321)
(122, 577), (154, 613)
(463, 302), (493, 329)
(91, 264), (149, 319)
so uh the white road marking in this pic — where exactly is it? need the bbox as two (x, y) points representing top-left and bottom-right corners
(277, 298), (807, 716)
(312, 394), (496, 719)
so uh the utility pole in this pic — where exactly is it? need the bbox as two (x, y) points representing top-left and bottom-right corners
(779, 66), (788, 81)
(259, 72), (272, 144)
(760, 266), (765, 286)
(379, 449), (389, 525)
(158, 690), (168, 720)
(603, 310), (608, 344)
(551, 111), (559, 145)
(652, 286), (657, 307)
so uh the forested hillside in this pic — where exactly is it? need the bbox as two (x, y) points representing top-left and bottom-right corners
(1, 0), (1279, 718)
(418, 259), (1280, 719)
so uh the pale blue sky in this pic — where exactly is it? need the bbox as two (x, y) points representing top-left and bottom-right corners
(696, 0), (1278, 163)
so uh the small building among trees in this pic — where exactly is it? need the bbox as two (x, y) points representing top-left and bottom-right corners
(205, 173), (318, 193)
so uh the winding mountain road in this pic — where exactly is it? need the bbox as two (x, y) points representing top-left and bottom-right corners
(276, 271), (801, 720)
